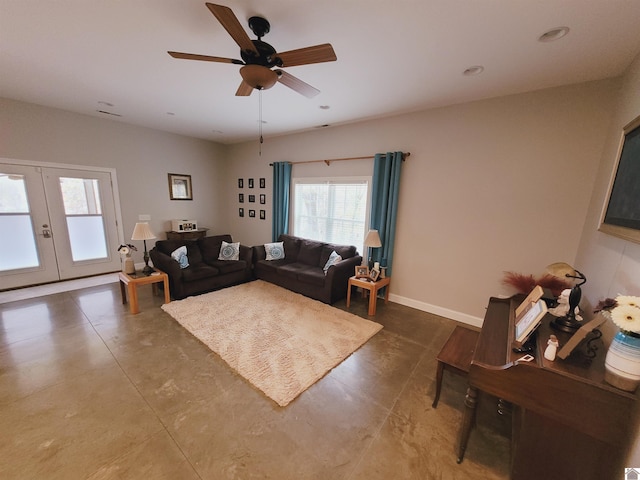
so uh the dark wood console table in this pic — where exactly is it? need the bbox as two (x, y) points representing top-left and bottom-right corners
(458, 296), (638, 480)
(165, 228), (208, 241)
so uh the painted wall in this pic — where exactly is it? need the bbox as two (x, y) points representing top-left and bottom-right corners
(0, 97), (226, 267)
(226, 79), (619, 324)
(572, 53), (640, 466)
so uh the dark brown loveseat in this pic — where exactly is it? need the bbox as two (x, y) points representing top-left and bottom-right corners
(149, 234), (253, 300)
(252, 234), (362, 304)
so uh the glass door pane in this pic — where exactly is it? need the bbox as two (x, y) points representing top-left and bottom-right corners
(0, 173), (40, 271)
(59, 177), (107, 261)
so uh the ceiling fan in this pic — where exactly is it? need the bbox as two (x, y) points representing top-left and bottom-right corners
(168, 3), (337, 98)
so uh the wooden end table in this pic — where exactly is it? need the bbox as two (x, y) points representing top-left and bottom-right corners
(118, 270), (170, 314)
(346, 275), (391, 316)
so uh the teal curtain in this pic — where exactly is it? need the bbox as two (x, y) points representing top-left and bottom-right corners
(272, 162), (292, 242)
(370, 152), (403, 276)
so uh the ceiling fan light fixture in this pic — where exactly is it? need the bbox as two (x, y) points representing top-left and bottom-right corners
(240, 65), (278, 90)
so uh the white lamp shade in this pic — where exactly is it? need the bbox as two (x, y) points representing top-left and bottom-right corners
(131, 222), (156, 241)
(363, 229), (382, 248)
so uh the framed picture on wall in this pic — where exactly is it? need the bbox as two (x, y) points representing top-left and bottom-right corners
(260, 178), (265, 188)
(238, 178), (243, 188)
(239, 208), (244, 217)
(260, 209), (266, 220)
(248, 178), (254, 188)
(260, 194), (266, 204)
(249, 195), (255, 203)
(168, 173), (192, 200)
(239, 193), (244, 203)
(249, 209), (256, 218)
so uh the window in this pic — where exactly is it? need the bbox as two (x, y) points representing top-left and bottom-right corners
(292, 177), (370, 255)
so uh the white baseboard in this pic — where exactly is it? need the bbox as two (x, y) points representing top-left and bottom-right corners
(388, 293), (484, 328)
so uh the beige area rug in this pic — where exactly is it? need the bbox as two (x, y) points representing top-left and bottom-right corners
(161, 280), (382, 406)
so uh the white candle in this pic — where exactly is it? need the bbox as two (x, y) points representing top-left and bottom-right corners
(374, 262), (380, 270)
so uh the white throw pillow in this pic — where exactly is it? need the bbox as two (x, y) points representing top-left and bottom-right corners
(323, 250), (342, 275)
(264, 241), (285, 261)
(218, 241), (240, 261)
(171, 245), (189, 269)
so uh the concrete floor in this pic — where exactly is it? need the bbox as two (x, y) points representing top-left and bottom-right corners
(0, 280), (510, 479)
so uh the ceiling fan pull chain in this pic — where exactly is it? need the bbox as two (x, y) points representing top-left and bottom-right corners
(259, 89), (264, 155)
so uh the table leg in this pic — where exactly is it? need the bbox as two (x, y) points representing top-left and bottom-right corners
(127, 283), (139, 314)
(432, 361), (444, 408)
(457, 385), (478, 463)
(368, 286), (377, 315)
(384, 284), (390, 304)
(119, 279), (127, 305)
(346, 281), (352, 308)
(163, 276), (170, 304)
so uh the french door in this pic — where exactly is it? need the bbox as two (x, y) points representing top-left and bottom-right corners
(0, 163), (121, 290)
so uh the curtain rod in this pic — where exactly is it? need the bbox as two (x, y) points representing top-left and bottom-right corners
(269, 152), (410, 167)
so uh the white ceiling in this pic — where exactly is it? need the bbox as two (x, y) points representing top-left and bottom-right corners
(2, 1), (640, 144)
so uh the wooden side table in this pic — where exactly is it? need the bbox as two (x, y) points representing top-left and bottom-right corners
(118, 270), (170, 314)
(346, 275), (391, 316)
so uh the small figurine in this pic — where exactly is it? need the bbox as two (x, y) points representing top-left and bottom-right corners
(544, 334), (559, 361)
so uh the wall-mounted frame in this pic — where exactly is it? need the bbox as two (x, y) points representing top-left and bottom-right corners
(238, 178), (244, 188)
(260, 194), (266, 204)
(248, 178), (254, 188)
(249, 194), (255, 203)
(599, 114), (640, 244)
(168, 173), (192, 200)
(260, 178), (266, 188)
(239, 208), (244, 217)
(249, 209), (256, 218)
(260, 209), (266, 220)
(239, 193), (244, 203)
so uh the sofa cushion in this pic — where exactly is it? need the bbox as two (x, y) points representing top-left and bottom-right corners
(278, 262), (308, 280)
(170, 246), (189, 269)
(207, 259), (247, 275)
(297, 267), (326, 287)
(264, 241), (285, 260)
(320, 244), (357, 266)
(182, 264), (219, 282)
(297, 239), (324, 266)
(198, 235), (233, 264)
(218, 241), (240, 261)
(156, 239), (203, 265)
(255, 258), (291, 275)
(278, 234), (301, 262)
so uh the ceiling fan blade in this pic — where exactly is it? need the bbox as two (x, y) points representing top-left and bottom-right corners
(277, 43), (337, 67)
(206, 3), (258, 54)
(235, 80), (254, 96)
(168, 51), (243, 64)
(276, 70), (320, 98)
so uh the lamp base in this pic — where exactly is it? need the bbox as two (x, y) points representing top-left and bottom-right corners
(142, 264), (154, 276)
(550, 316), (582, 333)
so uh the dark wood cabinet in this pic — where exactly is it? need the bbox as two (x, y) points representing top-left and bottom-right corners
(165, 228), (208, 241)
(458, 296), (638, 480)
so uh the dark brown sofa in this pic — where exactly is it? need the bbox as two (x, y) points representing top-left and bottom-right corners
(149, 234), (252, 300)
(252, 234), (362, 304)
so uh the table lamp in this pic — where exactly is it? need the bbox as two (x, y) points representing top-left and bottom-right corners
(131, 222), (156, 275)
(546, 262), (587, 332)
(363, 229), (382, 269)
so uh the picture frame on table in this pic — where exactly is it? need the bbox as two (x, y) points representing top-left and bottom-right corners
(168, 173), (192, 200)
(355, 266), (369, 278)
(369, 268), (380, 282)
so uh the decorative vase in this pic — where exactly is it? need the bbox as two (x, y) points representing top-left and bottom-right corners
(123, 256), (135, 275)
(604, 330), (640, 392)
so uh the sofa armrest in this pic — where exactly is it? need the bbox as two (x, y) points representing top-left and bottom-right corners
(149, 248), (182, 279)
(252, 245), (267, 262)
(327, 255), (362, 279)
